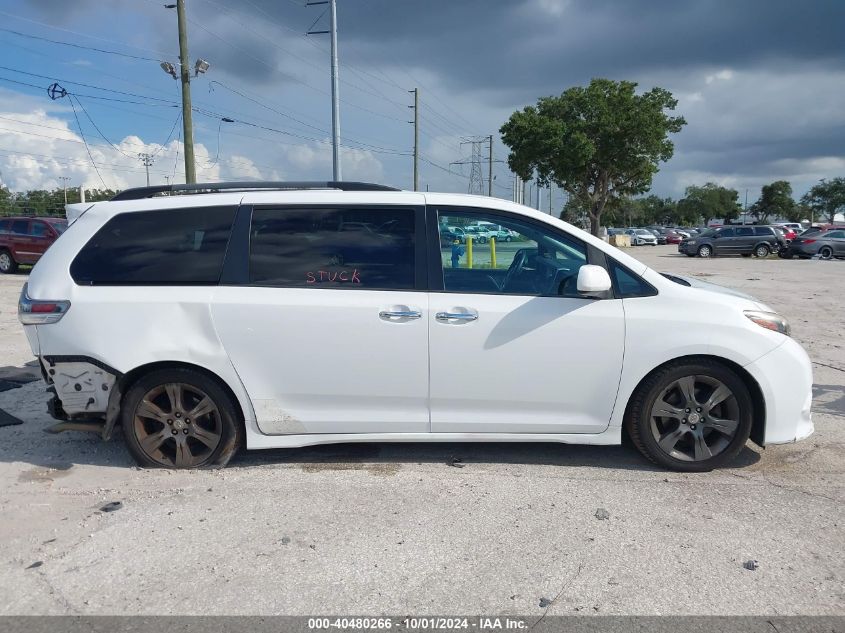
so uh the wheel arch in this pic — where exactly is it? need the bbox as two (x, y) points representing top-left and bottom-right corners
(106, 360), (247, 440)
(621, 354), (767, 448)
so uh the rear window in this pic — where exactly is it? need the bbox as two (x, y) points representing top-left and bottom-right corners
(70, 206), (236, 285)
(249, 207), (416, 289)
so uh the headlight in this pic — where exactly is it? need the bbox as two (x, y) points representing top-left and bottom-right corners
(744, 310), (790, 336)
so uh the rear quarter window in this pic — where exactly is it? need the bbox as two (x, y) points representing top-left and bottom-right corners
(70, 206), (236, 285)
(754, 227), (774, 236)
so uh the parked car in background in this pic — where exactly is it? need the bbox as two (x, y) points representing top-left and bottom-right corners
(775, 223), (803, 234)
(0, 216), (68, 274)
(778, 227), (797, 242)
(625, 228), (658, 246)
(665, 231), (684, 245)
(781, 229), (845, 259)
(678, 225), (785, 258)
(444, 225), (467, 243)
(463, 225), (492, 243)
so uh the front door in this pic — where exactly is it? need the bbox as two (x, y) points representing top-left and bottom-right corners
(212, 202), (430, 435)
(427, 206), (625, 434)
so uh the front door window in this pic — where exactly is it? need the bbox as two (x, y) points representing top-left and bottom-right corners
(436, 209), (588, 297)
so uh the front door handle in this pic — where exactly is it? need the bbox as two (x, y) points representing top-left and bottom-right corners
(435, 311), (478, 322)
(379, 309), (422, 320)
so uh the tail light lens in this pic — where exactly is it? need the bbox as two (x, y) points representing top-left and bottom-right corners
(803, 239), (816, 244)
(18, 283), (70, 325)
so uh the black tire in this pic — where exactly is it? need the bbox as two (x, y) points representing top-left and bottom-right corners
(820, 246), (833, 260)
(754, 244), (770, 258)
(0, 249), (18, 274)
(625, 359), (753, 472)
(741, 254), (751, 258)
(121, 368), (243, 469)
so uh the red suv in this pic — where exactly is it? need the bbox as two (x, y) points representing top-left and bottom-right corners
(0, 216), (68, 274)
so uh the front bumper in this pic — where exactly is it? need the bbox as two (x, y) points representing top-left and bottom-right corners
(744, 337), (814, 445)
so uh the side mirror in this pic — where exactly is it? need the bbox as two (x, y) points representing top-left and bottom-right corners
(576, 265), (612, 294)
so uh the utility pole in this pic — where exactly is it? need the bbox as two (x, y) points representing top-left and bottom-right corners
(138, 153), (154, 187)
(307, 0), (342, 180)
(162, 4), (208, 183)
(57, 176), (70, 205)
(487, 135), (493, 197)
(175, 0), (196, 184)
(409, 88), (419, 191)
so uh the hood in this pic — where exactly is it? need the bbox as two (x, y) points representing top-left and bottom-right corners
(661, 273), (773, 311)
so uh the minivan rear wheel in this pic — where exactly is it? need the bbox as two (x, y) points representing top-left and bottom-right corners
(121, 368), (243, 469)
(0, 250), (17, 274)
(625, 360), (753, 472)
(754, 244), (770, 258)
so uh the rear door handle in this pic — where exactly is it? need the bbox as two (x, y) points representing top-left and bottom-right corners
(379, 309), (422, 321)
(435, 311), (478, 322)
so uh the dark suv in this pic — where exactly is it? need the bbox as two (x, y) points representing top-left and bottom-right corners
(678, 225), (785, 258)
(0, 216), (68, 273)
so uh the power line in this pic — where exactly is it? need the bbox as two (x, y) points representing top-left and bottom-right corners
(0, 28), (169, 62)
(0, 10), (176, 59)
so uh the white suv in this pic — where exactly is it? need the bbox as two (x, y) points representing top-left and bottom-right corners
(19, 182), (814, 471)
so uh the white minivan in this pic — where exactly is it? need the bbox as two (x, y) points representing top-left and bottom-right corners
(18, 182), (814, 471)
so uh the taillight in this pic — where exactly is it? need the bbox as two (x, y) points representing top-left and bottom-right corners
(18, 283), (70, 325)
(803, 239), (816, 244)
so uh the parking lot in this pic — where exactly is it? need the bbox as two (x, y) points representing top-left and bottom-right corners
(0, 244), (842, 616)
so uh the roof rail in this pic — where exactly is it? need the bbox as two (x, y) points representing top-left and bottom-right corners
(111, 181), (401, 202)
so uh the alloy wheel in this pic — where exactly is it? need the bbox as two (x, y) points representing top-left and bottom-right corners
(755, 245), (769, 258)
(820, 246), (833, 259)
(698, 245), (712, 258)
(649, 375), (741, 462)
(0, 252), (11, 272)
(132, 382), (223, 468)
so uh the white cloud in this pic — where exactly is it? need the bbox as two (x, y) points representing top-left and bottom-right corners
(705, 69), (734, 84)
(534, 0), (570, 17)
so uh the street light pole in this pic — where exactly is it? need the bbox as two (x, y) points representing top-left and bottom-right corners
(58, 176), (70, 205)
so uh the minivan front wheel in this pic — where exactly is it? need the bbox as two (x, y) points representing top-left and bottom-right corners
(697, 245), (712, 258)
(121, 368), (242, 468)
(0, 250), (17, 274)
(626, 360), (753, 471)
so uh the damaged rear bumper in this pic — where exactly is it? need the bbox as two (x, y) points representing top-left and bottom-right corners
(41, 356), (123, 440)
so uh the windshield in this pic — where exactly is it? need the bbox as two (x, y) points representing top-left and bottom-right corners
(697, 229), (716, 238)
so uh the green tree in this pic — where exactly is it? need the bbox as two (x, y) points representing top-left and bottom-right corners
(677, 183), (740, 225)
(637, 195), (677, 226)
(750, 180), (794, 223)
(801, 177), (845, 224)
(500, 78), (686, 236)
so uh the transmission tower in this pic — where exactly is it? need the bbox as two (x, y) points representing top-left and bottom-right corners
(451, 136), (492, 195)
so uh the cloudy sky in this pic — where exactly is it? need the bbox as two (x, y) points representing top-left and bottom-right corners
(0, 0), (843, 208)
